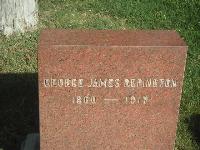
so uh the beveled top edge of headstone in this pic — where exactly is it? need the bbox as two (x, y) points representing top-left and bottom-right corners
(39, 29), (187, 47)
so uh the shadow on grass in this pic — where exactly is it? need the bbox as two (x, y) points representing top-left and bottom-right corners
(186, 114), (200, 146)
(0, 73), (39, 150)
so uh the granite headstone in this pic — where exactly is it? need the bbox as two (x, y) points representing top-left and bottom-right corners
(38, 30), (187, 150)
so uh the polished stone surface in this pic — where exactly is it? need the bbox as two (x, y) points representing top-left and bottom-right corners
(38, 30), (187, 150)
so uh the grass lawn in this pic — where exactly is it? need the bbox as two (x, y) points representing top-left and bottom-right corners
(0, 0), (200, 149)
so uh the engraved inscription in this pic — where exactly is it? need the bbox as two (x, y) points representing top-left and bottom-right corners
(44, 78), (84, 87)
(43, 77), (177, 106)
(71, 95), (150, 105)
(125, 95), (149, 105)
(72, 95), (96, 105)
(44, 78), (177, 88)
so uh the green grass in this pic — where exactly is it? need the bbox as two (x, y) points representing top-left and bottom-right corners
(0, 0), (200, 149)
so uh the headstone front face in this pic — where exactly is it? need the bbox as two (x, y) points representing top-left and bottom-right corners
(38, 30), (187, 150)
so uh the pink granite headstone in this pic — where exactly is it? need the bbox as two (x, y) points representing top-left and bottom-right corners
(38, 30), (187, 150)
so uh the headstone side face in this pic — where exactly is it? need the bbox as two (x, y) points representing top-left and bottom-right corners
(38, 30), (187, 150)
(0, 0), (38, 36)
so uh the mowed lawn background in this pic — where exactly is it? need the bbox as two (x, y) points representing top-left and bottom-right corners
(0, 0), (200, 149)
